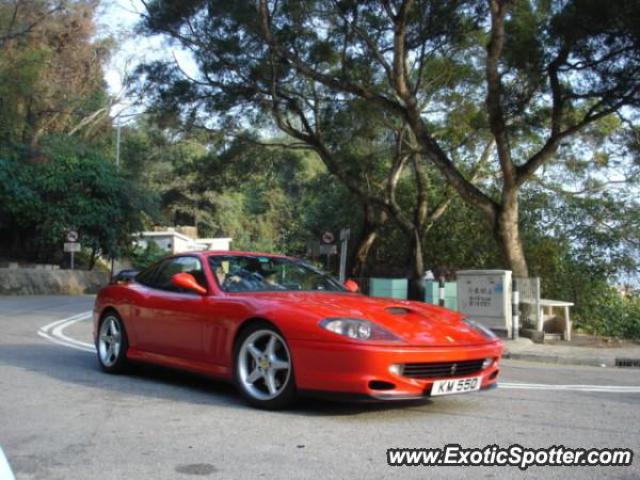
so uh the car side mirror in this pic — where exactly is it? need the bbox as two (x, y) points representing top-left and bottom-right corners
(343, 279), (360, 293)
(171, 272), (207, 295)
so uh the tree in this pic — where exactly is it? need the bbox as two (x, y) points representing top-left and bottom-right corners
(138, 0), (640, 278)
(138, 9), (463, 297)
(0, 136), (149, 266)
(0, 0), (111, 149)
(256, 107), (459, 297)
(0, 0), (64, 47)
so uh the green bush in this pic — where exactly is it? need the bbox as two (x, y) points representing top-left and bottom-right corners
(128, 242), (167, 270)
(0, 136), (152, 263)
(575, 286), (640, 340)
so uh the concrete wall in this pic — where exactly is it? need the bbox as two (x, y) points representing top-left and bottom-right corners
(0, 268), (109, 295)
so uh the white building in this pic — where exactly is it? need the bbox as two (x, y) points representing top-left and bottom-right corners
(196, 238), (234, 251)
(134, 231), (232, 254)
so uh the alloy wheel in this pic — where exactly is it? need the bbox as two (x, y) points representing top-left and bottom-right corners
(237, 329), (292, 401)
(98, 315), (122, 368)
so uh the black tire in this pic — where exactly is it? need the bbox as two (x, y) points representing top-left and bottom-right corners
(96, 312), (129, 374)
(234, 321), (297, 409)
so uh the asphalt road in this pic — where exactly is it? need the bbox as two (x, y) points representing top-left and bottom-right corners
(1, 296), (639, 480)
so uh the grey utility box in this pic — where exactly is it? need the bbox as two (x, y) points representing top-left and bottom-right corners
(456, 270), (512, 337)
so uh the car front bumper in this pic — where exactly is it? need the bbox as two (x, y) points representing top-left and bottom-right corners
(290, 339), (503, 401)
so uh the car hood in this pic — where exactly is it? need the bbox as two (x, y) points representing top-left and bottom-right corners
(239, 291), (496, 347)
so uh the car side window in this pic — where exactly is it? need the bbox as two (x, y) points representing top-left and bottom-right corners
(151, 257), (207, 293)
(135, 262), (162, 287)
(208, 255), (345, 292)
(209, 256), (258, 291)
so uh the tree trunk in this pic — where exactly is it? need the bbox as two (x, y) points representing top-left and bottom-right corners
(494, 192), (529, 278)
(89, 246), (97, 271)
(407, 229), (426, 301)
(351, 204), (385, 280)
(351, 229), (378, 279)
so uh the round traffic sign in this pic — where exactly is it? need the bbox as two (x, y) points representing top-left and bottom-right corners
(66, 230), (78, 242)
(321, 231), (335, 244)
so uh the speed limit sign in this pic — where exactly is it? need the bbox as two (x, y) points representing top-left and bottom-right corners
(66, 230), (78, 242)
(321, 231), (335, 244)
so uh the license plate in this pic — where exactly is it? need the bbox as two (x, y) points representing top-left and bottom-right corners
(431, 376), (482, 396)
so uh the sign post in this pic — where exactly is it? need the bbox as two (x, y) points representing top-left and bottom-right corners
(512, 279), (520, 339)
(438, 277), (446, 306)
(319, 231), (336, 271)
(64, 230), (80, 270)
(339, 228), (350, 283)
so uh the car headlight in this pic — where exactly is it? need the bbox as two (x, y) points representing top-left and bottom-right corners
(463, 318), (497, 339)
(319, 318), (402, 342)
(482, 357), (495, 369)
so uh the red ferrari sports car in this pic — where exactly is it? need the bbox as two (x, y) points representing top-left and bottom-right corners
(94, 251), (503, 409)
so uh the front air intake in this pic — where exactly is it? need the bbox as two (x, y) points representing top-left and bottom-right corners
(369, 380), (396, 391)
(402, 359), (485, 379)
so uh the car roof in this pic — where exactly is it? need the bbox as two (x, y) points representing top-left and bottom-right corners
(202, 250), (296, 260)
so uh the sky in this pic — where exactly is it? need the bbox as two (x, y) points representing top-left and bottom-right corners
(96, 0), (196, 122)
(96, 0), (147, 114)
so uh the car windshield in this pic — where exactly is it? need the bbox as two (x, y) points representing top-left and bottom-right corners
(208, 255), (346, 293)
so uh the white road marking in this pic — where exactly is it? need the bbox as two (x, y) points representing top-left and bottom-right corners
(0, 446), (16, 480)
(38, 311), (95, 353)
(37, 313), (640, 395)
(500, 382), (640, 393)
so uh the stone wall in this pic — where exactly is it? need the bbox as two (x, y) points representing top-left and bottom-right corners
(0, 268), (109, 295)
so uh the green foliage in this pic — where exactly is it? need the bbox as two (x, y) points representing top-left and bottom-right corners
(129, 242), (166, 270)
(0, 137), (150, 264)
(182, 139), (337, 254)
(576, 286), (640, 340)
(423, 198), (501, 277)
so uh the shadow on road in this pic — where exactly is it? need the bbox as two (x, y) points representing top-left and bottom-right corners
(0, 342), (238, 406)
(0, 342), (438, 417)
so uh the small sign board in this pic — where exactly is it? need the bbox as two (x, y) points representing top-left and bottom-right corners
(66, 230), (78, 242)
(321, 231), (335, 244)
(319, 244), (337, 255)
(64, 242), (81, 253)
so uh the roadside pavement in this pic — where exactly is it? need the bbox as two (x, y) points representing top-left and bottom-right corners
(503, 336), (640, 368)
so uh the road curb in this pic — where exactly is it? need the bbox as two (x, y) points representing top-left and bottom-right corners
(503, 351), (613, 368)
